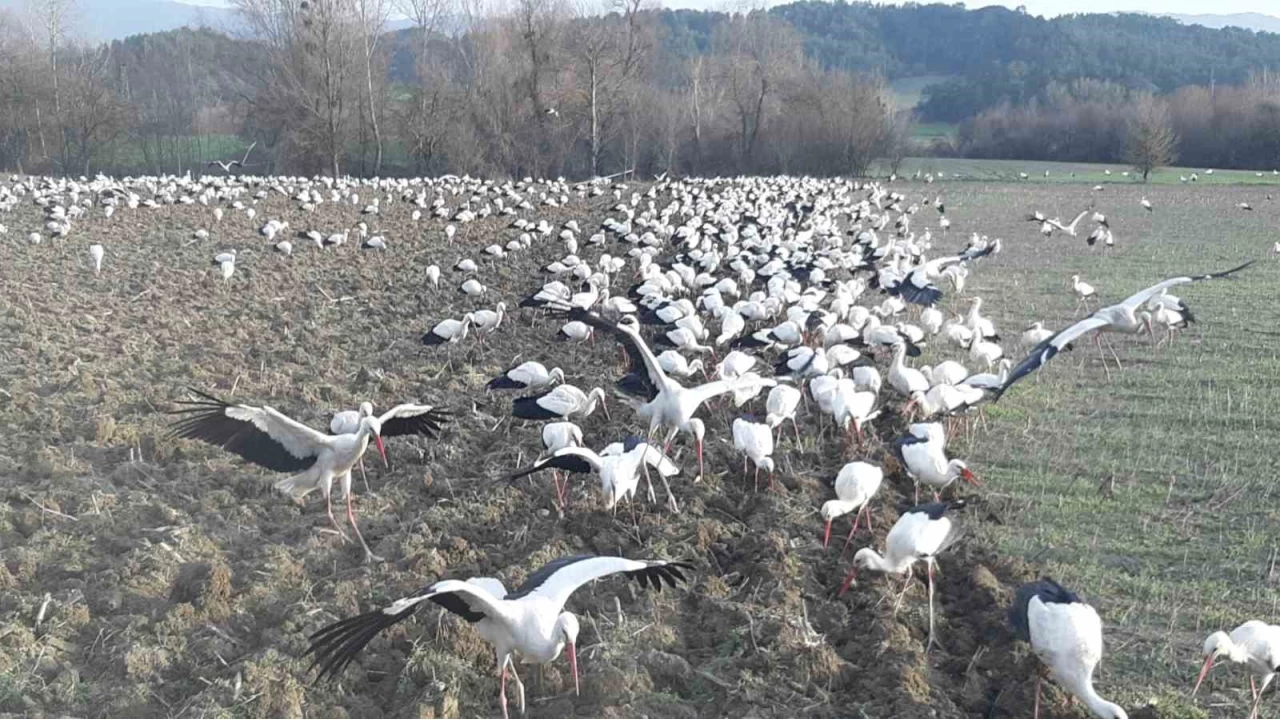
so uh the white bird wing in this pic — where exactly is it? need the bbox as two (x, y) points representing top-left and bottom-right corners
(307, 578), (512, 681)
(168, 389), (329, 472)
(1116, 260), (1255, 313)
(508, 555), (693, 610)
(329, 409), (361, 435)
(995, 316), (1110, 399)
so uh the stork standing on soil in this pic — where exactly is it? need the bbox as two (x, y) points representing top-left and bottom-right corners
(1009, 578), (1128, 719)
(1193, 621), (1280, 719)
(840, 501), (964, 650)
(306, 555), (693, 719)
(821, 461), (883, 551)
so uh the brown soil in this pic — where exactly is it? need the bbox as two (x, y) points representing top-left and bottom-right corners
(0, 178), (1116, 718)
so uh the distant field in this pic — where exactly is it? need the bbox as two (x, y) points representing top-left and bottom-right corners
(887, 156), (1280, 185)
(888, 75), (952, 110)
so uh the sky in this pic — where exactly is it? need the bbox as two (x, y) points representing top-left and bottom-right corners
(179, 0), (1279, 16)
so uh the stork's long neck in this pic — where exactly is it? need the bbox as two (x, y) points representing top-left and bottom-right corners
(1066, 672), (1124, 719)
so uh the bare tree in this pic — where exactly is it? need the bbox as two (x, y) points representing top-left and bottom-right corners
(233, 0), (361, 176)
(712, 11), (801, 170)
(356, 0), (389, 174)
(568, 0), (652, 177)
(25, 0), (77, 168)
(1126, 92), (1177, 181)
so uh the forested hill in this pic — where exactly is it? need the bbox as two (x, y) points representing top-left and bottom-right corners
(656, 3), (1280, 122)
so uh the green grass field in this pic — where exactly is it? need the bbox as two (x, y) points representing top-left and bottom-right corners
(888, 156), (1280, 186)
(920, 179), (1280, 716)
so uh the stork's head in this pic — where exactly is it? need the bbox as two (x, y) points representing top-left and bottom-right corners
(820, 500), (846, 547)
(1194, 631), (1245, 695)
(358, 401), (374, 418)
(588, 387), (610, 420)
(949, 460), (980, 487)
(361, 416), (389, 468)
(557, 612), (581, 696)
(549, 367), (566, 385)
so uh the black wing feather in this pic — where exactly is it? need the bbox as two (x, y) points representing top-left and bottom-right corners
(381, 407), (452, 439)
(507, 555), (597, 599)
(307, 589), (488, 682)
(1009, 577), (1082, 643)
(508, 452), (595, 480)
(167, 389), (318, 473)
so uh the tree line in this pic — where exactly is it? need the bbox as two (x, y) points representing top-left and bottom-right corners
(1, 0), (1278, 179)
(0, 0), (906, 179)
(953, 74), (1280, 174)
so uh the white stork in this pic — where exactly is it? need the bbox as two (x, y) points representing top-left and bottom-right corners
(509, 437), (679, 510)
(732, 417), (775, 490)
(1009, 578), (1127, 719)
(893, 426), (979, 502)
(841, 501), (964, 650)
(1194, 621), (1280, 719)
(487, 361), (564, 392)
(306, 556), (693, 719)
(167, 389), (443, 562)
(89, 244), (104, 275)
(821, 461), (883, 550)
(423, 315), (473, 346)
(512, 384), (609, 422)
(330, 401), (451, 493)
(561, 309), (742, 506)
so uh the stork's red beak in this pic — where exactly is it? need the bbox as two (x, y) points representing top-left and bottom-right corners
(568, 641), (580, 696)
(961, 468), (981, 486)
(373, 434), (389, 468)
(823, 519), (833, 548)
(601, 399), (611, 421)
(838, 567), (858, 596)
(1192, 654), (1214, 696)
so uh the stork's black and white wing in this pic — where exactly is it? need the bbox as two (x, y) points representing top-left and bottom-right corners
(376, 403), (452, 438)
(507, 447), (603, 480)
(307, 578), (509, 681)
(506, 555), (693, 610)
(1117, 260), (1256, 313)
(167, 389), (327, 472)
(992, 317), (1110, 400)
(558, 307), (666, 401)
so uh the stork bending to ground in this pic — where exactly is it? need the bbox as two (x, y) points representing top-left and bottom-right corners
(1009, 578), (1127, 719)
(168, 389), (443, 562)
(996, 261), (1256, 397)
(306, 555), (693, 719)
(1194, 621), (1280, 719)
(841, 501), (964, 650)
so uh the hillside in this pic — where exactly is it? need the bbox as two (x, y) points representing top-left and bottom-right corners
(0, 0), (240, 42)
(1167, 12), (1280, 34)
